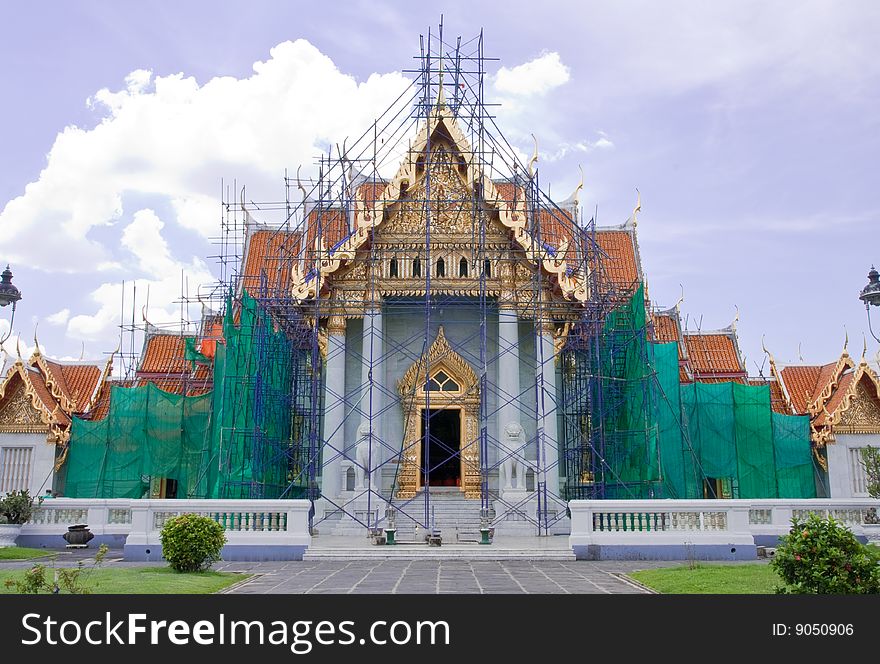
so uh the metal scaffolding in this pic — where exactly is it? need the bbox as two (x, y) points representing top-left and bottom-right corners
(189, 22), (663, 535)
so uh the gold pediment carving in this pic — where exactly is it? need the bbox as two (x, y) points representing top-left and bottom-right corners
(292, 99), (590, 304)
(836, 378), (880, 433)
(0, 382), (49, 431)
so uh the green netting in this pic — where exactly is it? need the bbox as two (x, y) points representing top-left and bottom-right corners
(65, 383), (213, 498)
(733, 382), (776, 498)
(65, 290), (310, 500)
(648, 342), (815, 499)
(653, 342), (688, 498)
(595, 284), (660, 498)
(772, 412), (817, 498)
(212, 291), (300, 499)
(561, 279), (817, 500)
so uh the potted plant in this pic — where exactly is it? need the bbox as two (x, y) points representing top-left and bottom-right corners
(0, 490), (40, 548)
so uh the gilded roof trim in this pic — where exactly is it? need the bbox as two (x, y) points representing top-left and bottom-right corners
(291, 98), (589, 305)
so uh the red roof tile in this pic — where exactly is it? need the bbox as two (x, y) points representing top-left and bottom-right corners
(592, 230), (640, 295)
(652, 313), (680, 343)
(303, 207), (348, 258)
(358, 181), (387, 207)
(683, 332), (746, 381)
(779, 365), (823, 414)
(41, 360), (102, 414)
(25, 368), (70, 427)
(139, 335), (191, 374)
(241, 229), (299, 298)
(817, 371), (856, 424)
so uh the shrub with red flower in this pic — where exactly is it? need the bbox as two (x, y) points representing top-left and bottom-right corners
(770, 513), (880, 594)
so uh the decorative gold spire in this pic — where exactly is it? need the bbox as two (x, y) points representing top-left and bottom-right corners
(674, 283), (684, 311)
(569, 164), (584, 208)
(296, 165), (308, 202)
(528, 134), (539, 178)
(843, 327), (849, 355)
(632, 188), (641, 228)
(33, 323), (41, 356)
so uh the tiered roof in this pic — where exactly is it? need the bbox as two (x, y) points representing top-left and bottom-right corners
(134, 330), (213, 396)
(0, 345), (112, 443)
(765, 344), (880, 446)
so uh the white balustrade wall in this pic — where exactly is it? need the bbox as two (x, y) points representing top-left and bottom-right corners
(570, 499), (880, 560)
(19, 498), (312, 560)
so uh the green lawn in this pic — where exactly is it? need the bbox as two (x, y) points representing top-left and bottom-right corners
(628, 563), (781, 594)
(0, 546), (53, 560)
(0, 567), (248, 594)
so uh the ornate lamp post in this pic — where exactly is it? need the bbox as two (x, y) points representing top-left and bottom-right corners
(860, 266), (880, 343)
(0, 265), (23, 346)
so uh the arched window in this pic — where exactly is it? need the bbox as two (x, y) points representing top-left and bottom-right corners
(389, 257), (398, 278)
(436, 257), (445, 277)
(412, 257), (421, 278)
(459, 257), (468, 277)
(483, 259), (492, 277)
(427, 370), (460, 392)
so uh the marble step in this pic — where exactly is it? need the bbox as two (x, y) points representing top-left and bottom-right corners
(303, 547), (576, 561)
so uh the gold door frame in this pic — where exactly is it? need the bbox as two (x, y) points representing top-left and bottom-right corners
(396, 328), (481, 499)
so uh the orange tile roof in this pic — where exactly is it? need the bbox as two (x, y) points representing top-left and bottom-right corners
(651, 310), (693, 382)
(304, 207), (348, 257)
(241, 229), (299, 298)
(358, 181), (387, 206)
(592, 229), (640, 295)
(816, 371), (856, 425)
(778, 365), (823, 414)
(42, 360), (102, 414)
(683, 331), (746, 381)
(768, 379), (789, 414)
(25, 368), (71, 427)
(534, 208), (574, 257)
(492, 181), (521, 203)
(139, 335), (191, 374)
(136, 332), (214, 396)
(652, 313), (680, 343)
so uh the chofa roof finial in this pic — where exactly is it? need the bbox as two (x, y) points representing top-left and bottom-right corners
(528, 134), (538, 178)
(632, 188), (641, 228)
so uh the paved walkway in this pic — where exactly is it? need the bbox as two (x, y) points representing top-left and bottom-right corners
(0, 548), (688, 594)
(212, 559), (676, 594)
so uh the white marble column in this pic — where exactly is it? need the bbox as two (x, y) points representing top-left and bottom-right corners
(537, 322), (559, 498)
(320, 316), (347, 500)
(497, 304), (523, 491)
(356, 306), (383, 490)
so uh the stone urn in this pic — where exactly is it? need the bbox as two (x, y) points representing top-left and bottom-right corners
(0, 524), (22, 548)
(63, 524), (94, 548)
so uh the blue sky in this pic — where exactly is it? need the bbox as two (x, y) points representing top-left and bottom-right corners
(1, 1), (878, 375)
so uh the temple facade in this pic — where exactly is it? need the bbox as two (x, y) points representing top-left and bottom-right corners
(45, 37), (828, 540)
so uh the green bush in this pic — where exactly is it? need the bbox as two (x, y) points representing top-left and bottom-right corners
(159, 513), (226, 573)
(0, 490), (40, 525)
(770, 513), (880, 594)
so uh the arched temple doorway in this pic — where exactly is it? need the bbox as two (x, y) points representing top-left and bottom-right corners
(396, 327), (481, 499)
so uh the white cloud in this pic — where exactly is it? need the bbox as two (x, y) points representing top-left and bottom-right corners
(121, 209), (178, 278)
(0, 39), (411, 273)
(541, 135), (616, 163)
(46, 308), (70, 326)
(68, 209), (215, 342)
(494, 52), (570, 96)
